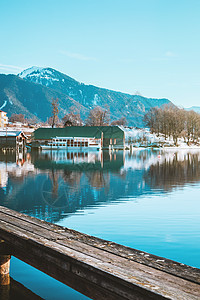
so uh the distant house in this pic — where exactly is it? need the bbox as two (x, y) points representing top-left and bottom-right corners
(32, 126), (125, 150)
(0, 131), (27, 149)
(0, 110), (8, 128)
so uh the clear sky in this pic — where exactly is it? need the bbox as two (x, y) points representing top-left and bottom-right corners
(0, 0), (200, 107)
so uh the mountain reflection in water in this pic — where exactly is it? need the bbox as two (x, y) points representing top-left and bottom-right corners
(0, 149), (200, 223)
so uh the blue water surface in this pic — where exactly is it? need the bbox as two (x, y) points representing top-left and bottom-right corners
(0, 149), (199, 299)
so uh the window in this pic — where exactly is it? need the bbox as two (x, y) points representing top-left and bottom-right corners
(110, 139), (112, 144)
(114, 138), (116, 145)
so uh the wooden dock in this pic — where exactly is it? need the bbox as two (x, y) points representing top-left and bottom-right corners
(0, 206), (199, 299)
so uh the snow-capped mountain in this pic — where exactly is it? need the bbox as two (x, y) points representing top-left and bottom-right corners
(0, 73), (88, 122)
(16, 66), (172, 126)
(19, 67), (77, 87)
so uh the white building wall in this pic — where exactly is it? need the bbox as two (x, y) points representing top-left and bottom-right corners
(0, 111), (8, 128)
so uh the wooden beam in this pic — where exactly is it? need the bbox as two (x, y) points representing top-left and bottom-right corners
(0, 240), (11, 300)
(0, 240), (11, 286)
(0, 206), (199, 300)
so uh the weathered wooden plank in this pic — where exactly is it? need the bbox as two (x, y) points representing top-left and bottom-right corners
(0, 209), (199, 300)
(0, 218), (168, 300)
(0, 219), (168, 299)
(0, 211), (199, 300)
(0, 206), (199, 285)
(0, 225), (197, 299)
(1, 211), (161, 279)
(0, 206), (199, 300)
(0, 222), (161, 300)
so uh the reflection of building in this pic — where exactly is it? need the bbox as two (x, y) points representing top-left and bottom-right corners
(2, 149), (200, 225)
(32, 126), (125, 150)
(0, 110), (8, 128)
(0, 165), (8, 188)
(40, 150), (102, 165)
(0, 131), (26, 149)
(33, 150), (124, 173)
(0, 151), (35, 189)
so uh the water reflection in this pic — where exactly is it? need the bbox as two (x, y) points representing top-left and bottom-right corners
(1, 148), (200, 299)
(145, 150), (200, 190)
(1, 149), (200, 223)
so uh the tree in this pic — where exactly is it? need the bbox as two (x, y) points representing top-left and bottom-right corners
(86, 106), (110, 126)
(50, 98), (59, 128)
(144, 105), (200, 146)
(9, 113), (25, 123)
(110, 117), (127, 126)
(143, 107), (160, 134)
(62, 106), (83, 127)
(26, 116), (38, 125)
(186, 110), (200, 144)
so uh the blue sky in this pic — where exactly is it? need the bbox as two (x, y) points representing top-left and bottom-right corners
(0, 0), (200, 107)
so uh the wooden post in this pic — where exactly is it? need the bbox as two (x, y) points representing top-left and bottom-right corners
(0, 240), (11, 299)
(0, 240), (11, 285)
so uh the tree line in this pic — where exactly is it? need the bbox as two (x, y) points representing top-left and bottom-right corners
(61, 105), (127, 127)
(9, 98), (127, 127)
(144, 105), (200, 145)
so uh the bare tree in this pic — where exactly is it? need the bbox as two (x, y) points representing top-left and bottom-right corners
(186, 110), (200, 144)
(86, 106), (110, 126)
(9, 113), (25, 123)
(26, 116), (38, 125)
(111, 117), (127, 126)
(143, 107), (160, 134)
(50, 98), (59, 128)
(62, 106), (83, 127)
(144, 105), (200, 145)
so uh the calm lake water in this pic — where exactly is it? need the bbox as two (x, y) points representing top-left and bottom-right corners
(0, 148), (200, 299)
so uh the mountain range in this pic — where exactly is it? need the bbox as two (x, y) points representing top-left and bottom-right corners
(0, 66), (172, 127)
(185, 106), (200, 113)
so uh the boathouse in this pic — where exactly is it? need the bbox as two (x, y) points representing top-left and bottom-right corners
(0, 131), (26, 150)
(32, 126), (125, 149)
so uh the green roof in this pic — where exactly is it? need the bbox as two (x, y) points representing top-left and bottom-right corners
(33, 126), (124, 140)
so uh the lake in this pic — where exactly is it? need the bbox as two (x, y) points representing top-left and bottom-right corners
(0, 148), (200, 299)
